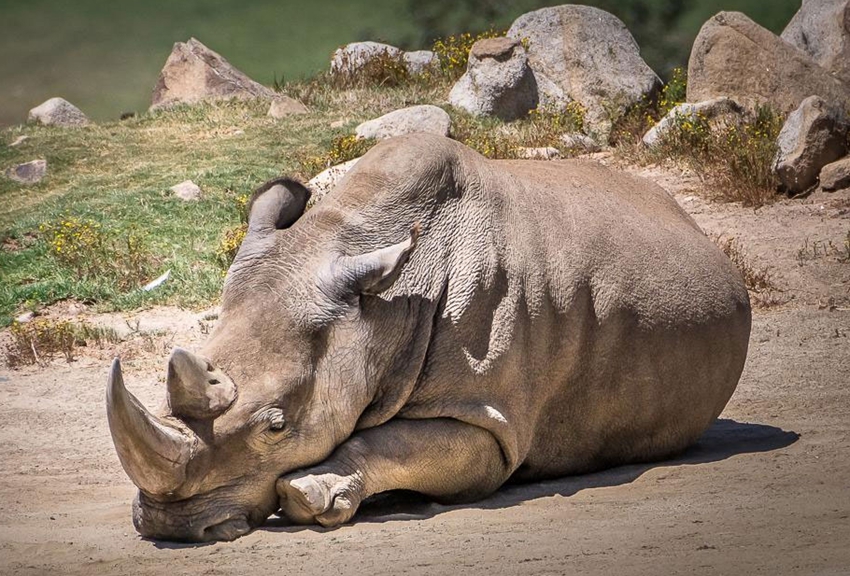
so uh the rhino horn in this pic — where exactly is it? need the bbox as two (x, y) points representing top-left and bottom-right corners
(166, 347), (237, 421)
(106, 358), (195, 496)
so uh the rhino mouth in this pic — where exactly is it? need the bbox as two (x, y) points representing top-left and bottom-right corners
(133, 492), (259, 542)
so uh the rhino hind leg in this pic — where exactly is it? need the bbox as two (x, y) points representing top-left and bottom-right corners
(277, 418), (509, 527)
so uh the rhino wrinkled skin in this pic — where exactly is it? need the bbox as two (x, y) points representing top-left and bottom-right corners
(106, 134), (751, 542)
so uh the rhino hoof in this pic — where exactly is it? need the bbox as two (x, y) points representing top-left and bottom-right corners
(277, 473), (359, 527)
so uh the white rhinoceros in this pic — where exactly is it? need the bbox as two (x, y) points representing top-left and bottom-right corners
(106, 134), (751, 541)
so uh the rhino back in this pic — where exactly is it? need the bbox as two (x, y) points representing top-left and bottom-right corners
(311, 135), (751, 479)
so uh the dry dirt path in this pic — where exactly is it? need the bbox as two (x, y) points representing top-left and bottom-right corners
(1, 177), (848, 576)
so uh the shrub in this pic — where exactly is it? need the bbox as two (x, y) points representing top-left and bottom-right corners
(658, 105), (784, 207)
(216, 224), (247, 268)
(39, 216), (158, 290)
(658, 67), (687, 116)
(299, 134), (377, 176)
(432, 29), (505, 79)
(610, 67), (686, 148)
(450, 103), (588, 159)
(330, 49), (412, 89)
(4, 318), (120, 367)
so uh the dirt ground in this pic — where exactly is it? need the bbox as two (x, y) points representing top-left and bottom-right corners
(1, 168), (849, 576)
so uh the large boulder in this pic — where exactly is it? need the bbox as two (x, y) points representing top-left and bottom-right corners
(819, 157), (850, 191)
(507, 5), (661, 138)
(355, 105), (451, 140)
(774, 96), (848, 193)
(643, 98), (744, 148)
(28, 97), (89, 127)
(782, 0), (850, 86)
(448, 37), (538, 121)
(688, 12), (850, 114)
(5, 159), (47, 184)
(151, 38), (275, 110)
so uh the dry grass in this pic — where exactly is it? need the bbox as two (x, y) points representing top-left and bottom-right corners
(4, 317), (120, 367)
(796, 233), (850, 265)
(712, 235), (782, 308)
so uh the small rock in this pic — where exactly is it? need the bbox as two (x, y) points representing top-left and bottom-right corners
(28, 98), (89, 127)
(449, 37), (538, 121)
(15, 311), (35, 324)
(5, 159), (47, 184)
(820, 157), (850, 191)
(355, 105), (451, 140)
(517, 146), (560, 160)
(330, 119), (348, 129)
(774, 95), (848, 194)
(10, 135), (29, 147)
(403, 50), (439, 75)
(560, 133), (602, 153)
(151, 38), (275, 110)
(171, 180), (202, 201)
(307, 157), (361, 203)
(268, 96), (309, 119)
(643, 98), (744, 148)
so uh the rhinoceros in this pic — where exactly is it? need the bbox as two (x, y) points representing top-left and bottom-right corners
(106, 134), (751, 541)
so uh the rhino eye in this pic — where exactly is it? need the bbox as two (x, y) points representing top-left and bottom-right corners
(268, 410), (286, 431)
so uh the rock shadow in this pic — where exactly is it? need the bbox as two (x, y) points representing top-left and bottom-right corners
(261, 418), (799, 534)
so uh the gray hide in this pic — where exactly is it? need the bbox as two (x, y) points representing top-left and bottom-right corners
(107, 134), (750, 541)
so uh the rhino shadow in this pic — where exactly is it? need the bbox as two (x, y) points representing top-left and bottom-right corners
(261, 418), (799, 533)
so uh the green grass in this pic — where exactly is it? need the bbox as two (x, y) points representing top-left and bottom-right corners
(0, 78), (455, 326)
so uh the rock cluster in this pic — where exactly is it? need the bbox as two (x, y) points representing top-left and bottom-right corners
(330, 42), (438, 78)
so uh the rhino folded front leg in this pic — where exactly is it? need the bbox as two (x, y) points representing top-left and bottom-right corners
(277, 471), (364, 527)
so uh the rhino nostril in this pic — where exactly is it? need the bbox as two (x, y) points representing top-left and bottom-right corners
(208, 379), (220, 385)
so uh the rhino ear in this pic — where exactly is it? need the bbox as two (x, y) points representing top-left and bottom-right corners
(247, 178), (311, 234)
(341, 224), (420, 296)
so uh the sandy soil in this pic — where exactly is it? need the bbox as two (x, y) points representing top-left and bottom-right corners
(1, 170), (849, 575)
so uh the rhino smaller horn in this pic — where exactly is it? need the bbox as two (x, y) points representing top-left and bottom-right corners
(167, 347), (237, 421)
(106, 358), (195, 496)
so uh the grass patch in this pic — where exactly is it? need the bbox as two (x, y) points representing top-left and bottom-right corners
(0, 79), (452, 326)
(449, 103), (587, 159)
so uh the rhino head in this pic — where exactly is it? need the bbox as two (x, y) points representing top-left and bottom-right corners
(106, 177), (422, 541)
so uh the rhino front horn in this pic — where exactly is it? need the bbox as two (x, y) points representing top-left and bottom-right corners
(106, 358), (195, 496)
(166, 347), (236, 420)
